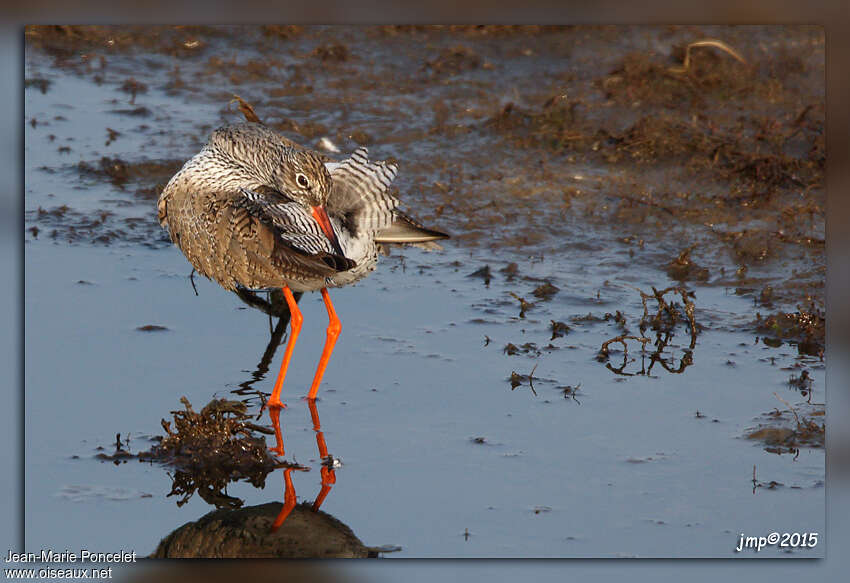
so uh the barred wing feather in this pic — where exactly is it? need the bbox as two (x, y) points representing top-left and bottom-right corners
(238, 187), (336, 256)
(327, 147), (399, 234)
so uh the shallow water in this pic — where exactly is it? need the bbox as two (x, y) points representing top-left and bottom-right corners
(24, 26), (824, 558)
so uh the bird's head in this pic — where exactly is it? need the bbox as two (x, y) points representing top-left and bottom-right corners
(207, 124), (333, 206)
(207, 124), (342, 254)
(272, 150), (333, 208)
(274, 149), (343, 256)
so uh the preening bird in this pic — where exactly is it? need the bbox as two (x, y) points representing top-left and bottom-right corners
(158, 122), (448, 407)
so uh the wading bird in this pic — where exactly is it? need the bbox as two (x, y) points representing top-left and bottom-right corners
(158, 123), (448, 407)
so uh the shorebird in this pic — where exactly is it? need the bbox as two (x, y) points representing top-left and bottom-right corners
(158, 122), (448, 407)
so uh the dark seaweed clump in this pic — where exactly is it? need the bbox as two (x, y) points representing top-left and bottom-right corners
(141, 397), (282, 509)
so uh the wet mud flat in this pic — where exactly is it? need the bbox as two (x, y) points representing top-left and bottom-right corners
(25, 24), (825, 343)
(24, 25), (824, 557)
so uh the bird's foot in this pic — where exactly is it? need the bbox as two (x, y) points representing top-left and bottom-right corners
(266, 398), (286, 410)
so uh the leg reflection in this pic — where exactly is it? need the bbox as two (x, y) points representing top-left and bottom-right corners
(268, 405), (285, 457)
(309, 399), (336, 512)
(269, 466), (307, 533)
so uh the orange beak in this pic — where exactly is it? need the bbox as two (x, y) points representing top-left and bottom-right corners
(311, 205), (344, 257)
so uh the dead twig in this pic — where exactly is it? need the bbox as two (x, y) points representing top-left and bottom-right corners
(528, 363), (538, 396)
(668, 39), (746, 74)
(599, 284), (698, 374)
(509, 363), (539, 396)
(189, 268), (199, 296)
(230, 94), (262, 124)
(599, 334), (652, 358)
(773, 392), (801, 427)
(509, 292), (533, 318)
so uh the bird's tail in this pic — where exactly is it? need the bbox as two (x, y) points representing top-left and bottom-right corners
(374, 212), (449, 244)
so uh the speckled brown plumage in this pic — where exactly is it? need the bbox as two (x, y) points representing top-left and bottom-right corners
(158, 123), (447, 293)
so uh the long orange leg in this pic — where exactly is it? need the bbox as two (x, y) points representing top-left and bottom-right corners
(267, 286), (302, 409)
(307, 288), (341, 400)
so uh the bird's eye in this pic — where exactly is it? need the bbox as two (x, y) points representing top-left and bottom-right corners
(296, 173), (310, 189)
